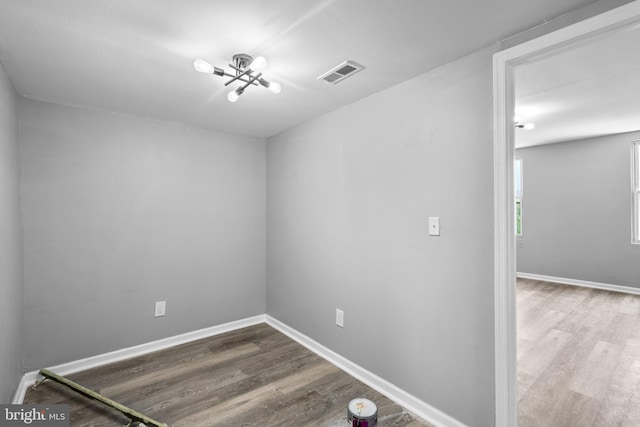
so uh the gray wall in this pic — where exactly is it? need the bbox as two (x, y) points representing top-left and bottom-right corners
(6, 0), (630, 412)
(0, 60), (22, 402)
(19, 99), (266, 370)
(516, 131), (640, 288)
(267, 46), (496, 426)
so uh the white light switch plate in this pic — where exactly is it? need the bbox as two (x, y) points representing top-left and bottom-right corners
(336, 309), (344, 327)
(154, 301), (166, 317)
(429, 217), (440, 236)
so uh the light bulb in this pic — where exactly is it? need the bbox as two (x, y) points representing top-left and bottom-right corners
(249, 56), (267, 72)
(194, 58), (214, 74)
(268, 82), (281, 94)
(228, 89), (241, 102)
(523, 123), (535, 130)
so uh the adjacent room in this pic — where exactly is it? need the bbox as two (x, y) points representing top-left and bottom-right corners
(512, 20), (640, 426)
(0, 1), (638, 426)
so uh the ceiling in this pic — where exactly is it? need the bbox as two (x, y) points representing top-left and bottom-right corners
(0, 0), (625, 139)
(515, 20), (640, 148)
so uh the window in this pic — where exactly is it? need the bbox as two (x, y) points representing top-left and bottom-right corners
(633, 141), (640, 244)
(515, 158), (523, 236)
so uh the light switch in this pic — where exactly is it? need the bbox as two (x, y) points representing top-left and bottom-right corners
(336, 309), (344, 328)
(428, 217), (440, 236)
(154, 301), (166, 317)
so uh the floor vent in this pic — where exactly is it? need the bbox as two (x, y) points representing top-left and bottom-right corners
(317, 60), (365, 84)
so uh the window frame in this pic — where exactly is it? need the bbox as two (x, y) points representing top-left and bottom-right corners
(515, 157), (523, 237)
(632, 140), (640, 244)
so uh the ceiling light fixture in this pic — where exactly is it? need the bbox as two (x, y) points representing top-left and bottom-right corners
(193, 54), (281, 102)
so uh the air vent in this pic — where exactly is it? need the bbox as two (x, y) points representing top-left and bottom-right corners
(317, 60), (365, 84)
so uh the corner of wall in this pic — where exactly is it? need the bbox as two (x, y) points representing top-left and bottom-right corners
(0, 57), (24, 404)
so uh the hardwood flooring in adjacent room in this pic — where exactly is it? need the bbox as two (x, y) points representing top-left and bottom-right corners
(517, 278), (640, 427)
(25, 323), (432, 426)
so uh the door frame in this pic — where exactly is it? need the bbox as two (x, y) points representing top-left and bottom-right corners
(492, 2), (640, 425)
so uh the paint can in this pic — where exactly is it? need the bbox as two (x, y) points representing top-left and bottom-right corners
(347, 398), (377, 427)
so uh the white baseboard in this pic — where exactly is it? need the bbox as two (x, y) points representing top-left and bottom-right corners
(12, 314), (265, 404)
(13, 313), (463, 427)
(265, 315), (466, 427)
(517, 272), (640, 295)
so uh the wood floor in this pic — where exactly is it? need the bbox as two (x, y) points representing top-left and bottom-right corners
(517, 278), (640, 427)
(24, 323), (432, 426)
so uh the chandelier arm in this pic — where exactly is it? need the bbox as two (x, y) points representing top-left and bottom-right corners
(220, 71), (259, 86)
(224, 65), (252, 87)
(239, 72), (262, 91)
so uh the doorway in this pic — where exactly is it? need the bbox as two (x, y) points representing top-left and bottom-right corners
(493, 2), (640, 425)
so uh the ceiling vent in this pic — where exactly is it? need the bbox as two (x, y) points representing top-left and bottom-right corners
(317, 60), (365, 84)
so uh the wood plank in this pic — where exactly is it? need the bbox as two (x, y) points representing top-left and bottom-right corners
(517, 278), (640, 426)
(617, 293), (640, 316)
(173, 361), (340, 425)
(544, 389), (601, 427)
(601, 312), (637, 345)
(519, 329), (572, 377)
(517, 328), (572, 398)
(569, 340), (623, 399)
(100, 342), (260, 397)
(594, 339), (640, 426)
(517, 306), (568, 343)
(517, 331), (601, 425)
(25, 324), (431, 426)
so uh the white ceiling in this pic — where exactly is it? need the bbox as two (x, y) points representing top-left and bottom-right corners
(0, 0), (622, 139)
(515, 20), (640, 148)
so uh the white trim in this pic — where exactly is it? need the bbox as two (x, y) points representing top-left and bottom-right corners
(12, 375), (36, 405)
(493, 31), (518, 427)
(517, 273), (640, 296)
(493, 2), (640, 426)
(12, 315), (265, 404)
(515, 157), (523, 237)
(12, 313), (462, 427)
(265, 315), (466, 427)
(632, 140), (640, 244)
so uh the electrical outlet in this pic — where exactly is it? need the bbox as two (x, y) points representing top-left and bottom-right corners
(336, 309), (344, 328)
(154, 301), (166, 317)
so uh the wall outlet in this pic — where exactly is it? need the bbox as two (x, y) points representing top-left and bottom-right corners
(154, 301), (166, 317)
(336, 309), (344, 328)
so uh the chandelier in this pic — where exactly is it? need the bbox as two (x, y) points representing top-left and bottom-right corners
(193, 54), (281, 102)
